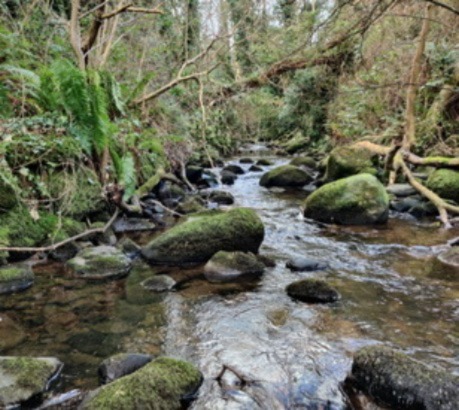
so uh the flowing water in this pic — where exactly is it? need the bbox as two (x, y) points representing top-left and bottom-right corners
(1, 147), (458, 409)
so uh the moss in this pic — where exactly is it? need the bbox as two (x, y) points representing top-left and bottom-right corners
(284, 134), (309, 154)
(0, 181), (17, 211)
(426, 168), (459, 203)
(81, 357), (202, 410)
(0, 265), (32, 283)
(176, 197), (206, 214)
(304, 174), (389, 225)
(46, 167), (106, 219)
(0, 357), (56, 390)
(349, 346), (459, 410)
(324, 145), (378, 181)
(142, 208), (265, 265)
(259, 165), (312, 188)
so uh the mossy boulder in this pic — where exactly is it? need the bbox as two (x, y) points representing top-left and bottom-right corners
(286, 279), (340, 304)
(81, 357), (202, 410)
(324, 145), (378, 181)
(176, 197), (206, 214)
(0, 264), (34, 294)
(0, 356), (63, 408)
(346, 345), (459, 410)
(426, 169), (459, 203)
(290, 157), (316, 169)
(67, 246), (132, 279)
(204, 251), (265, 283)
(142, 208), (264, 266)
(260, 165), (312, 188)
(46, 167), (106, 219)
(304, 174), (389, 225)
(284, 134), (308, 154)
(256, 159), (273, 166)
(207, 190), (235, 205)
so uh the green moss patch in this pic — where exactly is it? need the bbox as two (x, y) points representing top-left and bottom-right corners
(426, 168), (459, 203)
(81, 357), (202, 410)
(260, 165), (312, 188)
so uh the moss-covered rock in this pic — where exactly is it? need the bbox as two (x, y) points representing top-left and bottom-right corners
(256, 158), (273, 166)
(67, 246), (132, 279)
(0, 356), (62, 408)
(304, 174), (389, 225)
(286, 279), (340, 304)
(426, 169), (459, 203)
(260, 165), (312, 188)
(324, 145), (378, 181)
(289, 157), (316, 169)
(204, 251), (265, 283)
(81, 357), (202, 410)
(284, 134), (308, 154)
(0, 264), (34, 294)
(46, 167), (106, 219)
(142, 208), (264, 266)
(346, 345), (459, 410)
(176, 197), (206, 214)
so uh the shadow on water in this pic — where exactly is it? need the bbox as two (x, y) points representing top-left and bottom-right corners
(0, 152), (458, 409)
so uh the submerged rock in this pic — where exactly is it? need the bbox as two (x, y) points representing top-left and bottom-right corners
(204, 251), (265, 283)
(256, 158), (273, 166)
(0, 314), (25, 350)
(112, 218), (156, 233)
(141, 275), (176, 292)
(435, 247), (459, 276)
(249, 165), (263, 172)
(67, 246), (132, 279)
(98, 353), (153, 384)
(0, 356), (63, 408)
(239, 158), (254, 164)
(286, 257), (328, 272)
(304, 174), (389, 225)
(141, 208), (264, 266)
(286, 279), (340, 304)
(324, 145), (377, 181)
(81, 357), (202, 410)
(0, 264), (34, 294)
(346, 345), (459, 410)
(260, 165), (312, 188)
(426, 168), (459, 203)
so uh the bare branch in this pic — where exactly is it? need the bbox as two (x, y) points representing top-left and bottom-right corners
(424, 0), (459, 15)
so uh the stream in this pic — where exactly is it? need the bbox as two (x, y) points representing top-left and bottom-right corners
(1, 146), (458, 409)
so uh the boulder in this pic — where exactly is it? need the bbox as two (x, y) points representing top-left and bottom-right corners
(185, 166), (203, 184)
(222, 164), (245, 175)
(260, 165), (312, 188)
(176, 197), (206, 214)
(426, 169), (459, 203)
(116, 237), (141, 256)
(98, 353), (153, 385)
(67, 246), (132, 279)
(239, 158), (254, 164)
(304, 174), (389, 225)
(221, 171), (237, 185)
(81, 357), (202, 410)
(289, 157), (316, 169)
(204, 251), (265, 283)
(324, 145), (377, 181)
(256, 159), (273, 166)
(142, 208), (264, 266)
(286, 257), (328, 272)
(208, 190), (235, 205)
(286, 279), (340, 304)
(249, 165), (263, 172)
(346, 345), (459, 410)
(157, 181), (186, 203)
(386, 183), (416, 197)
(0, 264), (34, 294)
(0, 356), (63, 408)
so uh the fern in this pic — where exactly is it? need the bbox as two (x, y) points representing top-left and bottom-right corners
(101, 71), (125, 117)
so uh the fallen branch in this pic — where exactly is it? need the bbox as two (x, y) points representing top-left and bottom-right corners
(0, 209), (119, 253)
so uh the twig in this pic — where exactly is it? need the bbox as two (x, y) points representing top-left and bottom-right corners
(0, 209), (119, 253)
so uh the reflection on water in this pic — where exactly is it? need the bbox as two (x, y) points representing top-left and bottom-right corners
(0, 154), (458, 409)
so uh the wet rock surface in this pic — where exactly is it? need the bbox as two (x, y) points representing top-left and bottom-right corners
(98, 353), (154, 384)
(286, 257), (328, 272)
(286, 279), (340, 304)
(141, 274), (176, 292)
(67, 246), (132, 279)
(346, 346), (459, 410)
(260, 165), (312, 188)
